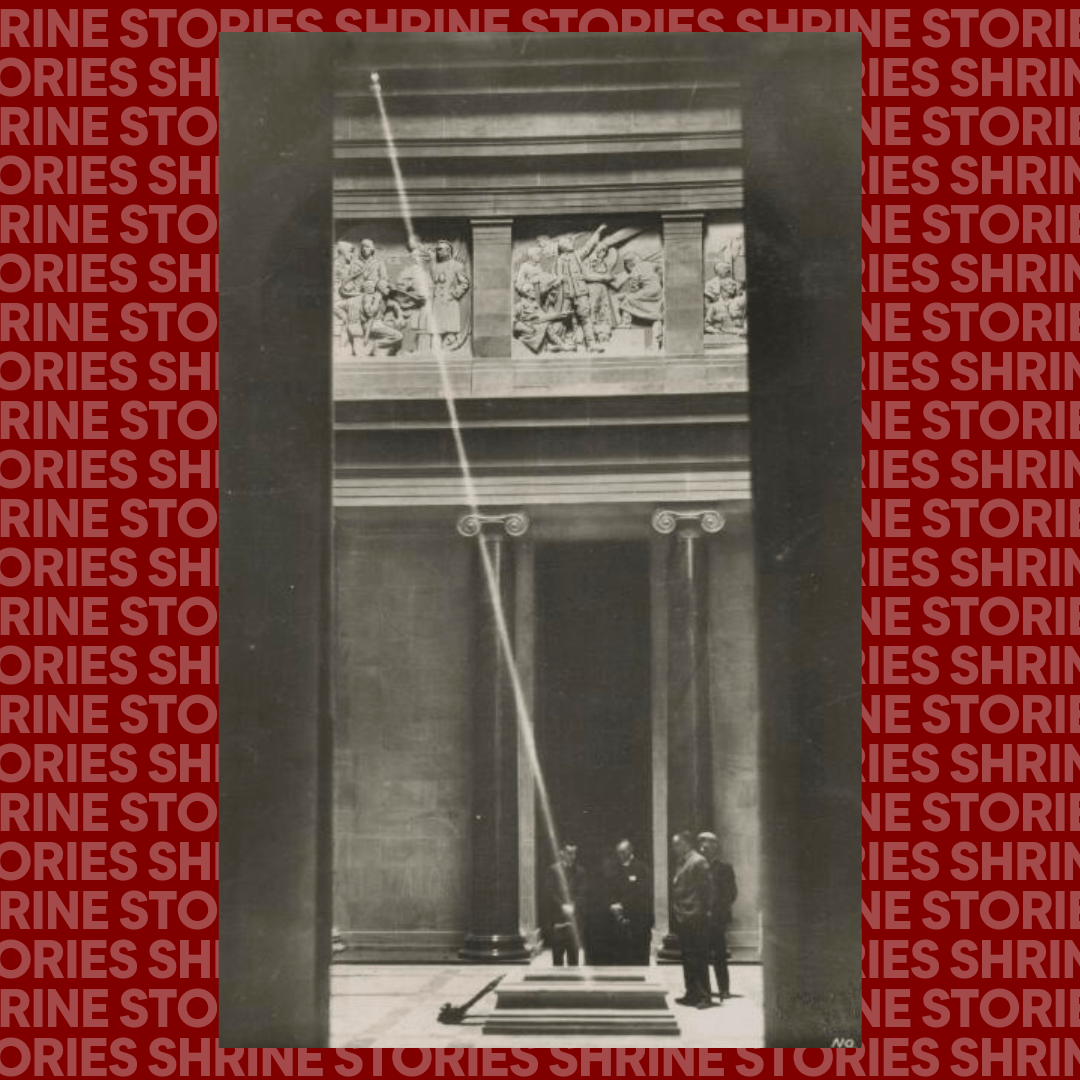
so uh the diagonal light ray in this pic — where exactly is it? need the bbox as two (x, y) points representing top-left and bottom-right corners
(370, 72), (585, 963)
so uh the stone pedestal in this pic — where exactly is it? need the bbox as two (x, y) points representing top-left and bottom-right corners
(471, 218), (514, 358)
(458, 512), (530, 962)
(662, 213), (705, 357)
(484, 970), (680, 1036)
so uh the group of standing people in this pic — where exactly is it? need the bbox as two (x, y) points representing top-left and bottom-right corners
(543, 832), (738, 1009)
(543, 839), (654, 968)
(670, 831), (738, 1009)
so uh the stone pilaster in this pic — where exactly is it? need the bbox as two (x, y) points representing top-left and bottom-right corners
(458, 511), (531, 962)
(662, 212), (705, 357)
(470, 218), (514, 358)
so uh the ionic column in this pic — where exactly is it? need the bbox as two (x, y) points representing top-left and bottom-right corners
(653, 507), (723, 958)
(662, 212), (705, 357)
(458, 511), (531, 962)
(470, 217), (514, 358)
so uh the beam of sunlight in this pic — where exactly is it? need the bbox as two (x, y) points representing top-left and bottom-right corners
(370, 72), (585, 964)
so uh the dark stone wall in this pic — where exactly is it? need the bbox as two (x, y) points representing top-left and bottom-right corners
(333, 520), (472, 938)
(743, 36), (863, 1047)
(219, 35), (340, 1047)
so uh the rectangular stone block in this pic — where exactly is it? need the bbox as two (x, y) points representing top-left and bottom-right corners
(662, 213), (705, 356)
(471, 218), (513, 358)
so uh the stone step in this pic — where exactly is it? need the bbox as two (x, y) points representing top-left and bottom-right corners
(497, 977), (668, 1012)
(482, 968), (680, 1036)
(484, 1009), (680, 1036)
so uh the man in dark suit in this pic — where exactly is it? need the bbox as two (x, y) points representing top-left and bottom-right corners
(604, 839), (654, 965)
(698, 831), (738, 1000)
(670, 832), (714, 1008)
(544, 842), (587, 966)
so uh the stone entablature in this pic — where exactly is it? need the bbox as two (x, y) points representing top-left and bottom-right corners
(332, 39), (746, 399)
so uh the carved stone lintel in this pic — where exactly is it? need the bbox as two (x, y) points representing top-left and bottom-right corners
(651, 507), (725, 536)
(457, 512), (530, 538)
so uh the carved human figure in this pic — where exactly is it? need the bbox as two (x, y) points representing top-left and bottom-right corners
(334, 240), (359, 290)
(515, 245), (555, 304)
(340, 238), (389, 301)
(704, 264), (747, 337)
(582, 233), (620, 341)
(725, 281), (747, 335)
(715, 233), (746, 284)
(338, 238), (392, 354)
(513, 245), (561, 354)
(429, 239), (470, 349)
(394, 235), (434, 353)
(333, 240), (360, 349)
(612, 252), (664, 346)
(553, 230), (602, 353)
(344, 279), (403, 356)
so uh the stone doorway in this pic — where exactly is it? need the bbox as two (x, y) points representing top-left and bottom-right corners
(533, 541), (653, 960)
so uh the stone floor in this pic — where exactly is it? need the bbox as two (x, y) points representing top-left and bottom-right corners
(330, 960), (763, 1048)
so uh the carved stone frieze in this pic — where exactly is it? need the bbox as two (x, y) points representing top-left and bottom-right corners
(511, 219), (665, 358)
(333, 224), (472, 359)
(704, 223), (747, 343)
(331, 217), (749, 380)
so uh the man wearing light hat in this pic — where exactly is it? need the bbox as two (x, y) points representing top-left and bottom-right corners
(698, 832), (738, 1001)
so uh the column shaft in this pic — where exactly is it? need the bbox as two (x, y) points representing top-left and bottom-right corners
(662, 212), (705, 357)
(666, 527), (714, 836)
(471, 217), (514, 358)
(658, 520), (715, 961)
(461, 525), (529, 961)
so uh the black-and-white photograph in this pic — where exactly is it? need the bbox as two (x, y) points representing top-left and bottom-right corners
(221, 33), (861, 1050)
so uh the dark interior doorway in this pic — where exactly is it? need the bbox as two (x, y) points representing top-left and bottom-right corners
(534, 541), (652, 945)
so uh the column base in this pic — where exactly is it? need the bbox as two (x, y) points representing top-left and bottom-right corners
(460, 933), (531, 963)
(657, 933), (682, 963)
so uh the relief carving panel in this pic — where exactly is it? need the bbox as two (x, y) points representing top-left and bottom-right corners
(331, 217), (749, 398)
(334, 223), (472, 359)
(511, 220), (664, 358)
(704, 222), (747, 348)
